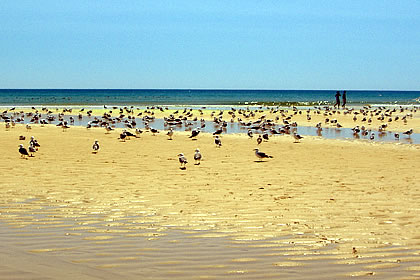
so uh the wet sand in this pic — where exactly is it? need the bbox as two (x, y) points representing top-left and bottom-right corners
(1, 123), (420, 279)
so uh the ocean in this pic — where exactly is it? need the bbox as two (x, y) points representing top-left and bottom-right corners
(0, 89), (419, 107)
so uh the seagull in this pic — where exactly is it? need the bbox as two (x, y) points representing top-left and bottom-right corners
(194, 148), (202, 165)
(213, 128), (223, 135)
(5, 122), (10, 130)
(29, 136), (40, 150)
(166, 128), (174, 140)
(178, 153), (188, 169)
(254, 148), (273, 161)
(403, 128), (413, 137)
(18, 144), (29, 158)
(26, 124), (32, 131)
(135, 128), (143, 137)
(293, 132), (304, 143)
(124, 130), (136, 138)
(214, 135), (222, 147)
(394, 133), (400, 140)
(370, 133), (375, 140)
(92, 140), (100, 153)
(119, 132), (127, 141)
(247, 129), (253, 138)
(28, 144), (36, 157)
(257, 135), (263, 145)
(62, 121), (70, 132)
(262, 133), (269, 141)
(189, 128), (200, 139)
(105, 126), (114, 134)
(150, 128), (159, 135)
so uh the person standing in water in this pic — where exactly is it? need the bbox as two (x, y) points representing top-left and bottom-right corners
(334, 91), (341, 108)
(342, 91), (347, 108)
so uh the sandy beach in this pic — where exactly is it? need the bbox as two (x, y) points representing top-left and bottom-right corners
(1, 122), (420, 279)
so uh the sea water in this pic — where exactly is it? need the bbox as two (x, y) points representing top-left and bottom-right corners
(0, 89), (419, 106)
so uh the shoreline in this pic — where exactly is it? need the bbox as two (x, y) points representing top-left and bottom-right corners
(2, 104), (419, 135)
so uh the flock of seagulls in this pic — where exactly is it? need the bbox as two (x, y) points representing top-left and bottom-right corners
(18, 136), (40, 159)
(4, 105), (418, 164)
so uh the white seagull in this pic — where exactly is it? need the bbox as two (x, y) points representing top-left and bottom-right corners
(214, 135), (222, 147)
(178, 153), (188, 169)
(167, 128), (174, 140)
(92, 140), (100, 153)
(293, 132), (304, 143)
(194, 148), (202, 165)
(403, 128), (413, 137)
(254, 148), (273, 161)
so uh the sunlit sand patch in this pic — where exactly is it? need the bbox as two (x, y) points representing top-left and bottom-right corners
(71, 259), (94, 263)
(29, 247), (76, 253)
(227, 270), (249, 274)
(231, 258), (257, 263)
(95, 253), (114, 257)
(83, 235), (114, 241)
(198, 264), (228, 269)
(272, 261), (303, 267)
(96, 263), (123, 268)
(188, 233), (230, 238)
(71, 226), (96, 231)
(347, 270), (375, 277)
(157, 261), (183, 265)
(405, 266), (420, 271)
(334, 258), (378, 265)
(88, 229), (131, 234)
(125, 232), (166, 237)
(65, 232), (82, 236)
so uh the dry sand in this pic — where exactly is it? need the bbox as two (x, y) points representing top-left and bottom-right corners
(1, 123), (420, 279)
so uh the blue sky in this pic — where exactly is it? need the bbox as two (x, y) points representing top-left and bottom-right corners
(1, 0), (419, 89)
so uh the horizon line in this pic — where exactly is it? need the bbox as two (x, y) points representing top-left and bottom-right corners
(1, 88), (420, 92)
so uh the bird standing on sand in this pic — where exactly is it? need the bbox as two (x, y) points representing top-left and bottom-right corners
(19, 144), (29, 158)
(166, 128), (174, 140)
(135, 128), (143, 137)
(293, 132), (304, 143)
(189, 128), (200, 139)
(262, 133), (269, 141)
(105, 126), (114, 134)
(124, 130), (136, 138)
(257, 135), (262, 145)
(150, 128), (159, 135)
(29, 136), (40, 150)
(213, 128), (223, 135)
(62, 121), (70, 132)
(214, 135), (222, 147)
(119, 132), (127, 141)
(194, 148), (202, 165)
(92, 140), (100, 153)
(28, 144), (36, 157)
(254, 148), (273, 161)
(178, 153), (188, 169)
